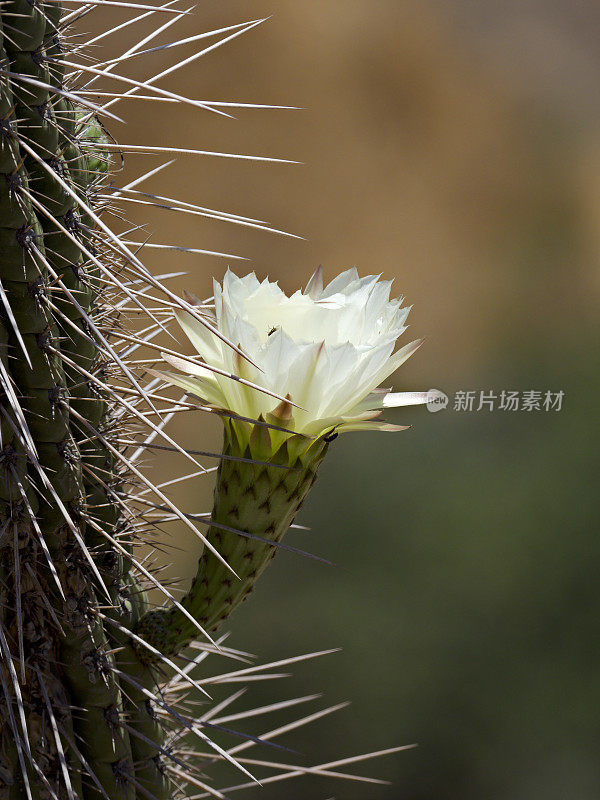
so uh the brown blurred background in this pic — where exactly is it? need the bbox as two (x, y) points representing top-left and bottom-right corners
(86, 2), (598, 798)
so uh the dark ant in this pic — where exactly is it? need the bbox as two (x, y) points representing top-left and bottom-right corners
(268, 326), (277, 336)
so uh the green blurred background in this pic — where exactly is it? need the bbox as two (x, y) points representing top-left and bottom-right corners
(90, 1), (599, 796)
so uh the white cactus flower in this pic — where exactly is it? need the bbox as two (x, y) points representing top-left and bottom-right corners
(158, 267), (437, 438)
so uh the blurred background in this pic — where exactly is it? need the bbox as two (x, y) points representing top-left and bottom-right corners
(88, 1), (598, 797)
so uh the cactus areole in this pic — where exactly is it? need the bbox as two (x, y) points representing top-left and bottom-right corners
(0, 2), (433, 799)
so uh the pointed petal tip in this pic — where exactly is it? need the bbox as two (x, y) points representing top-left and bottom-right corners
(182, 289), (203, 306)
(270, 392), (294, 422)
(305, 264), (324, 298)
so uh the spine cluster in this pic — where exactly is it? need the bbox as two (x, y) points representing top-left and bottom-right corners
(0, 1), (142, 797)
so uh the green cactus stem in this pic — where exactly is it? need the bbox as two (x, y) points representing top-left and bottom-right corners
(135, 417), (329, 660)
(0, 1), (139, 796)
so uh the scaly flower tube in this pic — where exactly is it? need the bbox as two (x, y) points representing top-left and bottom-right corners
(135, 268), (435, 658)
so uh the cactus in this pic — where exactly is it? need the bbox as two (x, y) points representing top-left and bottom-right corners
(0, 3), (432, 798)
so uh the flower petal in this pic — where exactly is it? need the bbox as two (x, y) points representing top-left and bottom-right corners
(305, 264), (324, 299)
(336, 421), (411, 434)
(175, 309), (221, 362)
(148, 369), (225, 407)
